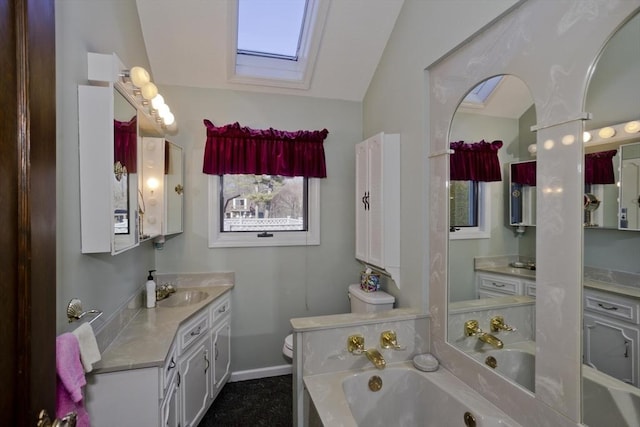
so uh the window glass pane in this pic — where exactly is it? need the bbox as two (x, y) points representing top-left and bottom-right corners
(221, 174), (307, 232)
(237, 0), (307, 59)
(450, 181), (479, 228)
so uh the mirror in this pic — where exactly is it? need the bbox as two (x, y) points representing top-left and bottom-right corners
(583, 10), (640, 424)
(619, 142), (640, 230)
(112, 88), (139, 252)
(509, 160), (536, 227)
(448, 75), (537, 392)
(164, 140), (184, 235)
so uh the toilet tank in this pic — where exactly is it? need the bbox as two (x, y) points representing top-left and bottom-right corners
(348, 284), (395, 313)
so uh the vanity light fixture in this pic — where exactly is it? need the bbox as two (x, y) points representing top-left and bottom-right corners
(584, 118), (640, 150)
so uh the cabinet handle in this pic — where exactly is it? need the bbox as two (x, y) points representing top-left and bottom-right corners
(167, 357), (176, 371)
(215, 342), (219, 361)
(204, 351), (210, 374)
(218, 305), (226, 313)
(597, 303), (618, 311)
(177, 372), (181, 387)
(190, 326), (202, 336)
(491, 282), (505, 288)
(624, 340), (629, 358)
(365, 192), (370, 210)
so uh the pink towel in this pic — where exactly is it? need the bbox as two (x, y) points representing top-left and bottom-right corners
(56, 333), (90, 426)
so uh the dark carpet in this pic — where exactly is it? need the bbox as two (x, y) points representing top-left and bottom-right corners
(198, 375), (293, 427)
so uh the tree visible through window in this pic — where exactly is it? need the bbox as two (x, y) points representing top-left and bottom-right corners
(221, 174), (307, 232)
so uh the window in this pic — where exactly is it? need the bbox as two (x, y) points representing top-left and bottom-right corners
(230, 0), (330, 88)
(209, 174), (320, 247)
(449, 181), (491, 239)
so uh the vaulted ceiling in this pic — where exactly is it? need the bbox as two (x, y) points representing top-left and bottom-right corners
(136, 0), (405, 102)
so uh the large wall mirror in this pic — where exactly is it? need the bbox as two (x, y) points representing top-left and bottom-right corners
(582, 10), (640, 425)
(447, 75), (538, 392)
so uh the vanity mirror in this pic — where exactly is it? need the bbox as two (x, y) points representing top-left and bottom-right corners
(164, 140), (184, 235)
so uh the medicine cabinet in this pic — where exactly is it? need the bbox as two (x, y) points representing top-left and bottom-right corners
(79, 52), (181, 255)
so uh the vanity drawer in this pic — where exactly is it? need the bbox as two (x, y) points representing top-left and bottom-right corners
(584, 290), (639, 324)
(477, 273), (521, 296)
(211, 294), (231, 323)
(178, 310), (210, 354)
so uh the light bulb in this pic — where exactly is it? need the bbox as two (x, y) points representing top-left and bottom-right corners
(129, 66), (150, 88)
(147, 177), (159, 190)
(157, 103), (170, 117)
(598, 127), (616, 139)
(583, 131), (592, 143)
(163, 112), (175, 126)
(151, 94), (165, 110)
(624, 121), (640, 134)
(140, 82), (158, 100)
(527, 144), (537, 154)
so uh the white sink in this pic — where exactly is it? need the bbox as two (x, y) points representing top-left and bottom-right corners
(157, 290), (209, 307)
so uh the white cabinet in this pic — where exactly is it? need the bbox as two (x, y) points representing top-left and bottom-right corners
(164, 141), (184, 235)
(583, 289), (640, 386)
(355, 133), (400, 284)
(86, 293), (232, 427)
(180, 335), (211, 427)
(476, 272), (524, 298)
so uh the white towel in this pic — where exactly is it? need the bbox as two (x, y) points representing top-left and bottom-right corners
(72, 322), (101, 373)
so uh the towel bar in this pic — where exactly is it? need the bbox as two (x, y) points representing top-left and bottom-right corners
(66, 298), (103, 324)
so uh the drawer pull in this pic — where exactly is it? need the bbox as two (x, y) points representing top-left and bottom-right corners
(167, 357), (176, 371)
(190, 326), (202, 336)
(597, 303), (618, 311)
(218, 305), (227, 313)
(491, 282), (505, 287)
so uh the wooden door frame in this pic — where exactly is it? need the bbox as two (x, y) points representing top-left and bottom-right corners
(1, 0), (56, 425)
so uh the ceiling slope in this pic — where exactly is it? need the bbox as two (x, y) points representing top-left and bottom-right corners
(136, 0), (405, 102)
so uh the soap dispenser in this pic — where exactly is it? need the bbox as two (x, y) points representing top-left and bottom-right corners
(146, 269), (157, 308)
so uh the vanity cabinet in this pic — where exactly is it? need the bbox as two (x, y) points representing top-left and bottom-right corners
(86, 293), (232, 427)
(476, 272), (524, 298)
(583, 289), (640, 386)
(355, 133), (400, 284)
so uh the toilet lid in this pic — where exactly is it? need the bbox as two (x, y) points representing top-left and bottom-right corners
(285, 334), (293, 350)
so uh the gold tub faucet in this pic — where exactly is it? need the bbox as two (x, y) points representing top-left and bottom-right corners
(490, 316), (515, 332)
(364, 348), (386, 369)
(464, 320), (504, 349)
(347, 334), (386, 369)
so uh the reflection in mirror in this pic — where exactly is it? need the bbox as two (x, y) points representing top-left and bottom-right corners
(619, 142), (640, 230)
(164, 140), (184, 235)
(447, 75), (537, 392)
(113, 88), (138, 252)
(583, 11), (640, 425)
(509, 161), (536, 227)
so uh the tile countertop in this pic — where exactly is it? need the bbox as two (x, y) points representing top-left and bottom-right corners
(91, 284), (233, 374)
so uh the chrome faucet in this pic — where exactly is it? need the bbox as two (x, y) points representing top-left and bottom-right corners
(464, 320), (504, 349)
(156, 283), (176, 301)
(347, 334), (386, 369)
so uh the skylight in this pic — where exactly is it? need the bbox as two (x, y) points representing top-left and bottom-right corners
(230, 0), (329, 89)
(463, 75), (503, 106)
(237, 0), (307, 60)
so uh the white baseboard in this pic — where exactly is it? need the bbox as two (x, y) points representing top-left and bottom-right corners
(229, 364), (293, 382)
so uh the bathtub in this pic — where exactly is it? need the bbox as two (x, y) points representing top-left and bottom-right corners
(583, 365), (640, 427)
(304, 361), (521, 427)
(469, 342), (640, 427)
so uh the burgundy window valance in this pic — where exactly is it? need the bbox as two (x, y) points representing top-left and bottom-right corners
(511, 161), (537, 186)
(585, 149), (617, 185)
(114, 116), (137, 173)
(202, 120), (329, 178)
(450, 140), (503, 182)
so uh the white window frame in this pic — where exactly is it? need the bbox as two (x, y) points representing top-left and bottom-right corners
(227, 0), (330, 89)
(208, 175), (320, 248)
(449, 181), (491, 240)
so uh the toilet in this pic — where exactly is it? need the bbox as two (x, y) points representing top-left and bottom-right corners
(282, 284), (395, 359)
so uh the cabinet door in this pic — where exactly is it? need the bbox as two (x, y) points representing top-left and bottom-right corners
(212, 319), (231, 397)
(584, 313), (638, 386)
(179, 336), (211, 427)
(355, 141), (369, 262)
(160, 377), (180, 427)
(366, 134), (384, 267)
